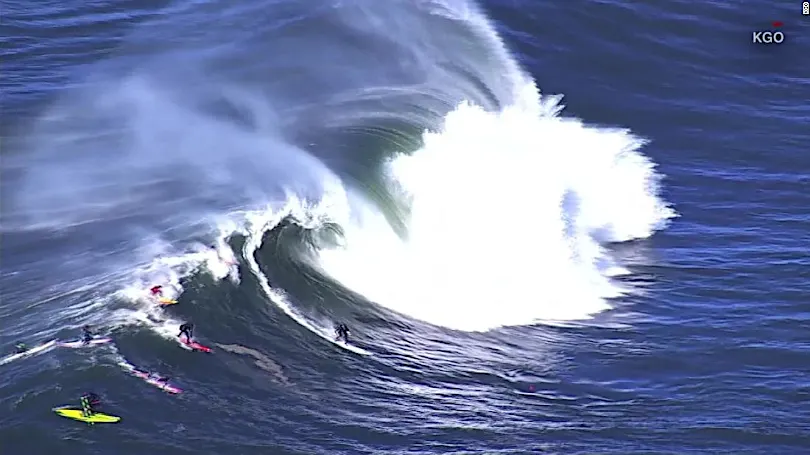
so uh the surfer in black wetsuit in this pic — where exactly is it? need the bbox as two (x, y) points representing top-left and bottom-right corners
(178, 323), (194, 342)
(15, 342), (27, 354)
(335, 323), (350, 343)
(80, 392), (100, 417)
(81, 326), (94, 344)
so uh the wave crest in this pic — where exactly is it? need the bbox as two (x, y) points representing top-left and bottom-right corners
(314, 82), (676, 331)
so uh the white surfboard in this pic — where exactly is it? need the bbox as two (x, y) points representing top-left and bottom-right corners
(328, 333), (372, 356)
(0, 340), (57, 365)
(58, 337), (113, 348)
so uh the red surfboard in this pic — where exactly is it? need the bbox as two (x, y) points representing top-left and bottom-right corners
(184, 340), (212, 353)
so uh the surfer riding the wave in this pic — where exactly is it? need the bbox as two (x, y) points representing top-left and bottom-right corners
(335, 323), (350, 343)
(150, 285), (163, 297)
(15, 342), (27, 354)
(178, 323), (194, 343)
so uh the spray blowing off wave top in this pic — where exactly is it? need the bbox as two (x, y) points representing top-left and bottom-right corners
(2, 0), (518, 237)
(1, 0), (498, 295)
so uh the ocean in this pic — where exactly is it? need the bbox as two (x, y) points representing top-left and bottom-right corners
(1, 1), (809, 454)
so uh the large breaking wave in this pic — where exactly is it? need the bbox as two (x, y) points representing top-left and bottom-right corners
(0, 0), (675, 344)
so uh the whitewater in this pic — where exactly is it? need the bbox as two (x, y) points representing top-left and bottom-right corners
(318, 83), (675, 331)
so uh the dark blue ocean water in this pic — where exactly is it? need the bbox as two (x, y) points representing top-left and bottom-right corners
(1, 1), (809, 454)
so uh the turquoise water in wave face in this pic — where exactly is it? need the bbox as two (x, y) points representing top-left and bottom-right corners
(1, 1), (808, 454)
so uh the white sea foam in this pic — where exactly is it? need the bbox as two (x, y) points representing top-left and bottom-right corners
(315, 82), (676, 331)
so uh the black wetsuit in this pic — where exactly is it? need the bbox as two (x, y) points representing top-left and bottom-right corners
(178, 323), (194, 342)
(81, 328), (93, 343)
(335, 324), (350, 342)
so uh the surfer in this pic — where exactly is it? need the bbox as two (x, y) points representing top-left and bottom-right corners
(148, 372), (170, 384)
(335, 324), (350, 343)
(178, 323), (194, 342)
(14, 342), (27, 354)
(80, 392), (100, 417)
(150, 285), (163, 297)
(81, 326), (94, 344)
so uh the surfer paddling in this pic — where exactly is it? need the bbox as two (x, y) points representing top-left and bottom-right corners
(81, 326), (94, 344)
(147, 372), (171, 384)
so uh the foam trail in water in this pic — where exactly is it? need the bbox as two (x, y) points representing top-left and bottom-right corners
(316, 82), (677, 331)
(214, 343), (291, 385)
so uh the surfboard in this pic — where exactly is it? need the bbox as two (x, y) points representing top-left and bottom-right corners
(131, 369), (182, 394)
(0, 340), (56, 365)
(53, 407), (120, 423)
(330, 335), (372, 356)
(305, 326), (371, 356)
(58, 337), (112, 348)
(183, 340), (212, 353)
(157, 297), (177, 305)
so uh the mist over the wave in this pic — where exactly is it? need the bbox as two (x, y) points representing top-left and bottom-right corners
(1, 0), (517, 232)
(3, 71), (330, 226)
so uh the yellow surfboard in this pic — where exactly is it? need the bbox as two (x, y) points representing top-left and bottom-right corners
(158, 297), (177, 305)
(53, 407), (120, 423)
